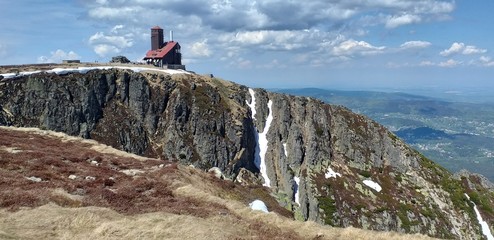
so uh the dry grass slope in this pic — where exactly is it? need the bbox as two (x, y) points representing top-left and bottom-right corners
(0, 126), (437, 240)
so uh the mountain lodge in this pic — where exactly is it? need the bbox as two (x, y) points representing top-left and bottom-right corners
(143, 26), (185, 70)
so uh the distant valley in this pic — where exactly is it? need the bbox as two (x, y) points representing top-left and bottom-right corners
(274, 88), (494, 181)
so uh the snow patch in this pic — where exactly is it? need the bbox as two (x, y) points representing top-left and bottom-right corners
(85, 176), (96, 181)
(249, 199), (269, 213)
(283, 143), (288, 157)
(26, 176), (42, 182)
(246, 88), (257, 119)
(247, 88), (272, 187)
(363, 180), (382, 192)
(325, 166), (341, 179)
(258, 100), (273, 187)
(0, 66), (189, 79)
(465, 194), (494, 240)
(294, 176), (300, 205)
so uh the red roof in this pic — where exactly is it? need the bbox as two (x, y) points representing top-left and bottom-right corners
(144, 41), (178, 59)
(151, 26), (162, 30)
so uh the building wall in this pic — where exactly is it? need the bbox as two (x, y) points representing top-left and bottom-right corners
(163, 44), (182, 65)
(151, 28), (164, 50)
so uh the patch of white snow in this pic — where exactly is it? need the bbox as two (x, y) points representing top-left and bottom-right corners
(325, 166), (341, 179)
(465, 194), (494, 240)
(363, 180), (382, 192)
(246, 88), (257, 119)
(257, 100), (273, 187)
(247, 88), (272, 187)
(249, 199), (269, 213)
(26, 176), (42, 182)
(294, 176), (300, 205)
(0, 66), (189, 79)
(283, 143), (288, 157)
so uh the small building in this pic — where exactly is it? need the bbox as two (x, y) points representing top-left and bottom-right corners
(62, 60), (80, 64)
(143, 26), (185, 70)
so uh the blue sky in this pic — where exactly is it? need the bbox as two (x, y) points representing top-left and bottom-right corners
(1, 0), (493, 95)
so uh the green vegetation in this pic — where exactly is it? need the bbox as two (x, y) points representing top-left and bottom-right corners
(315, 125), (324, 137)
(396, 203), (420, 232)
(373, 206), (388, 213)
(394, 174), (403, 182)
(418, 151), (447, 179)
(420, 207), (436, 218)
(318, 196), (337, 226)
(396, 210), (411, 232)
(417, 153), (478, 221)
(388, 132), (399, 142)
(468, 191), (494, 214)
(440, 175), (475, 218)
(358, 170), (372, 178)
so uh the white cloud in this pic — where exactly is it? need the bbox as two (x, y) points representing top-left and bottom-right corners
(89, 32), (133, 48)
(219, 30), (308, 51)
(188, 39), (212, 58)
(419, 61), (435, 66)
(88, 25), (135, 58)
(79, 0), (457, 66)
(479, 56), (494, 67)
(485, 62), (494, 67)
(111, 25), (124, 33)
(93, 44), (120, 58)
(400, 41), (431, 49)
(463, 45), (487, 55)
(231, 57), (252, 69)
(332, 39), (385, 56)
(83, 0), (455, 31)
(440, 42), (464, 56)
(438, 59), (460, 67)
(385, 14), (421, 28)
(88, 6), (144, 22)
(480, 56), (491, 63)
(37, 49), (81, 63)
(440, 42), (487, 56)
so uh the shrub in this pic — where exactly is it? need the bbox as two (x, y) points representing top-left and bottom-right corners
(318, 196), (337, 226)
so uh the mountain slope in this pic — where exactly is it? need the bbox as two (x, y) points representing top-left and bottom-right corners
(274, 88), (494, 182)
(0, 65), (493, 239)
(0, 126), (436, 240)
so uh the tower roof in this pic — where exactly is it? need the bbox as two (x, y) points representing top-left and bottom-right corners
(151, 26), (162, 30)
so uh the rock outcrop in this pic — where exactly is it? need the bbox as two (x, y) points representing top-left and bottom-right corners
(1, 66), (493, 239)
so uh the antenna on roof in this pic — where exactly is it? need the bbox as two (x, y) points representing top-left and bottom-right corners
(170, 30), (173, 42)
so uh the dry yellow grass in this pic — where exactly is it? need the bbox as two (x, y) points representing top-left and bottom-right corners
(0, 190), (438, 240)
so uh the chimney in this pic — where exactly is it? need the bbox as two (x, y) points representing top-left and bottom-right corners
(170, 30), (173, 42)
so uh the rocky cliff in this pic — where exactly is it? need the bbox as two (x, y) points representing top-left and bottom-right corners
(0, 66), (493, 239)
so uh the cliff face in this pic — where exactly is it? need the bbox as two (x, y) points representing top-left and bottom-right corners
(1, 67), (493, 239)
